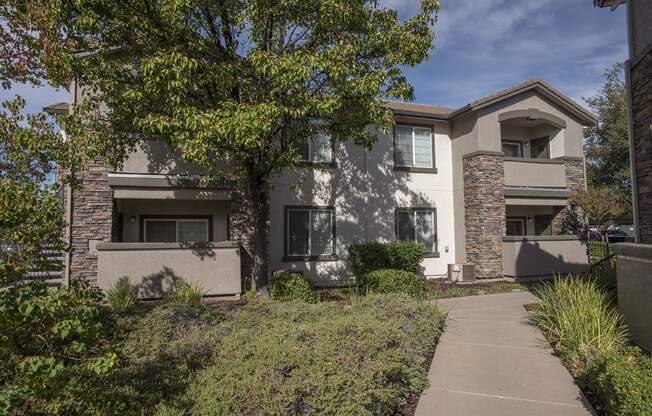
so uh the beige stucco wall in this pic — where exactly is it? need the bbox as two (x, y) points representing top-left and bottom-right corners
(503, 238), (588, 277)
(96, 242), (242, 298)
(115, 199), (230, 242)
(118, 140), (207, 174)
(269, 120), (457, 285)
(504, 159), (566, 188)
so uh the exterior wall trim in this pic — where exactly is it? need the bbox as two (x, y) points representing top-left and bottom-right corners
(107, 172), (232, 189)
(498, 108), (567, 129)
(504, 157), (564, 165)
(504, 188), (570, 198)
(463, 150), (504, 159)
(96, 241), (240, 250)
(502, 235), (580, 242)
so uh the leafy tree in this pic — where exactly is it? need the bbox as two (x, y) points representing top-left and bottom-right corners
(2, 0), (440, 292)
(584, 63), (630, 201)
(569, 188), (627, 242)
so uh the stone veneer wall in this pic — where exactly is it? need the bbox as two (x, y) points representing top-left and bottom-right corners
(631, 49), (652, 243)
(463, 153), (505, 279)
(228, 191), (263, 289)
(551, 158), (586, 235)
(69, 158), (116, 284)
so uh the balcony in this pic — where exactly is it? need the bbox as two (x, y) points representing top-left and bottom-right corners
(503, 236), (588, 278)
(504, 157), (566, 188)
(96, 241), (242, 298)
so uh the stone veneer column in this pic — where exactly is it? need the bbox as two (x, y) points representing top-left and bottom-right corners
(228, 191), (267, 289)
(463, 152), (505, 279)
(69, 158), (117, 284)
(551, 158), (586, 235)
(630, 50), (652, 243)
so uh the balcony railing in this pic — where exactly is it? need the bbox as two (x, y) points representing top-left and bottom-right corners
(504, 157), (566, 188)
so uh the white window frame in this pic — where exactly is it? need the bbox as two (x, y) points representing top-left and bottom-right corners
(506, 217), (526, 236)
(502, 141), (522, 158)
(143, 218), (210, 242)
(299, 133), (333, 164)
(395, 125), (434, 169)
(286, 207), (335, 257)
(396, 208), (437, 253)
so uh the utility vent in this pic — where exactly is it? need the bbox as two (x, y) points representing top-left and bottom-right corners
(448, 263), (475, 282)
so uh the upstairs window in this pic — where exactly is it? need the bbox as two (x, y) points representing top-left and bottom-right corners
(530, 136), (550, 159)
(506, 217), (525, 236)
(286, 207), (335, 257)
(396, 208), (437, 253)
(395, 125), (434, 170)
(298, 133), (333, 164)
(143, 217), (211, 242)
(502, 141), (523, 158)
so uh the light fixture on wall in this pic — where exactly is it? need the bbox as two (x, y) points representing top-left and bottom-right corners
(129, 216), (137, 224)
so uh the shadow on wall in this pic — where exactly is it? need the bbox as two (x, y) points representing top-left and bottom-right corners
(278, 128), (435, 284)
(131, 266), (182, 299)
(510, 240), (589, 278)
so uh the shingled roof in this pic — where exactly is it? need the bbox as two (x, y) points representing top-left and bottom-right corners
(43, 102), (69, 115)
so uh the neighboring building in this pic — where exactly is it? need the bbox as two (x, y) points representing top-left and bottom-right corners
(596, 0), (652, 351)
(47, 79), (596, 297)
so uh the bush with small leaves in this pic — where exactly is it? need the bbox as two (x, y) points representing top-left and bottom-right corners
(106, 277), (136, 312)
(269, 271), (317, 303)
(361, 268), (426, 298)
(349, 241), (425, 278)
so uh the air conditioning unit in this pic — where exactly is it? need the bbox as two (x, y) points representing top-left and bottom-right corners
(448, 263), (475, 282)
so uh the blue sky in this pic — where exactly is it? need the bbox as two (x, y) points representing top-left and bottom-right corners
(0, 0), (628, 114)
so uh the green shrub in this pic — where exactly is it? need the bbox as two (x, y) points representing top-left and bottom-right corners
(106, 277), (136, 312)
(532, 276), (628, 373)
(173, 279), (206, 307)
(361, 268), (426, 298)
(348, 241), (425, 277)
(188, 295), (444, 415)
(0, 280), (117, 414)
(269, 271), (317, 303)
(583, 348), (652, 416)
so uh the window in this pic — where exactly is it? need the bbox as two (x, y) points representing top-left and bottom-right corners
(286, 207), (335, 258)
(534, 215), (553, 236)
(142, 217), (210, 242)
(395, 125), (434, 170)
(530, 136), (550, 159)
(506, 217), (526, 236)
(502, 141), (522, 158)
(298, 132), (333, 164)
(396, 208), (437, 253)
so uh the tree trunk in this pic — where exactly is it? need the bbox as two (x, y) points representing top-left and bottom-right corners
(249, 178), (270, 296)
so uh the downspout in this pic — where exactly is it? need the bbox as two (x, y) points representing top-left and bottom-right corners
(63, 79), (79, 286)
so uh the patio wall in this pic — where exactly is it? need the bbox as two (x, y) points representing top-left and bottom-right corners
(503, 236), (588, 278)
(613, 243), (652, 352)
(96, 241), (242, 298)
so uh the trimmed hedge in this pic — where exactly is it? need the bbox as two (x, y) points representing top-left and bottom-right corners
(348, 241), (425, 277)
(582, 349), (652, 416)
(269, 271), (318, 303)
(361, 269), (426, 298)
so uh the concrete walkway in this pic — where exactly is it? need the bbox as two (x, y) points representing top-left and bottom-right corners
(415, 291), (595, 416)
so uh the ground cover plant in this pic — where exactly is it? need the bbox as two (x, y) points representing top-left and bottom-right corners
(531, 275), (652, 416)
(3, 290), (444, 416)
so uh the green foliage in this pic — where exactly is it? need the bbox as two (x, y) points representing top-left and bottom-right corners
(0, 97), (71, 285)
(269, 271), (317, 303)
(0, 280), (117, 413)
(349, 241), (425, 277)
(532, 276), (627, 373)
(1, 0), (439, 289)
(189, 295), (443, 416)
(569, 188), (627, 237)
(16, 295), (443, 415)
(361, 269), (426, 298)
(582, 349), (652, 416)
(106, 277), (136, 312)
(584, 63), (631, 202)
(172, 279), (206, 307)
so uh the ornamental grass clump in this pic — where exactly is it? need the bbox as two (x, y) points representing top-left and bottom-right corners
(532, 276), (628, 374)
(172, 279), (206, 308)
(106, 277), (137, 312)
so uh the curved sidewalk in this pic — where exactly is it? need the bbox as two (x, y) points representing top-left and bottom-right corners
(416, 291), (595, 416)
